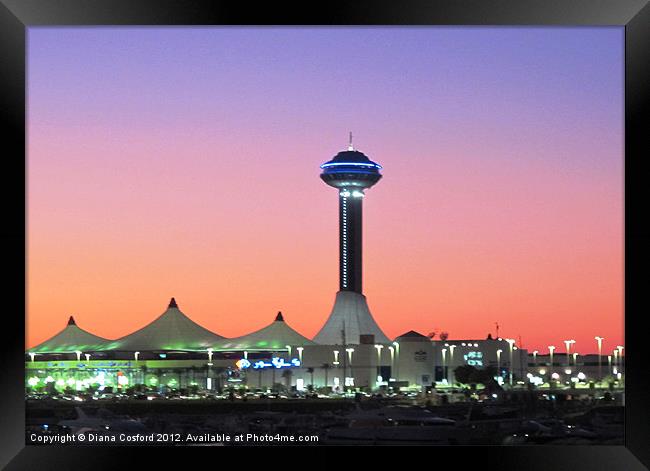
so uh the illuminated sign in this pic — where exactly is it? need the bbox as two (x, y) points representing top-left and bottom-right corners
(235, 359), (251, 369)
(464, 351), (483, 367)
(236, 357), (301, 369)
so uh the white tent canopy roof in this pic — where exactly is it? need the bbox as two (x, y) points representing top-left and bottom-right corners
(217, 311), (315, 351)
(112, 298), (224, 352)
(28, 316), (116, 354)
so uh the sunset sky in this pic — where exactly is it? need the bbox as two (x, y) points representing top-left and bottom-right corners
(27, 27), (623, 355)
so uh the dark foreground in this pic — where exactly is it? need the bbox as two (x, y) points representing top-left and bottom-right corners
(26, 392), (624, 446)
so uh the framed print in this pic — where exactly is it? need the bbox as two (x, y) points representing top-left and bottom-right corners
(1, 0), (648, 468)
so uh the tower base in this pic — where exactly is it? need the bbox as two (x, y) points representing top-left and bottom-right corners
(313, 291), (391, 345)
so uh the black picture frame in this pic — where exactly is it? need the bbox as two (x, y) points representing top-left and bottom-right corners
(1, 0), (648, 468)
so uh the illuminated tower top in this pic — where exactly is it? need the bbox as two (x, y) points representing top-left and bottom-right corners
(320, 148), (383, 191)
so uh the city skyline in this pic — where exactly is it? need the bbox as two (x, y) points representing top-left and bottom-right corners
(27, 27), (623, 353)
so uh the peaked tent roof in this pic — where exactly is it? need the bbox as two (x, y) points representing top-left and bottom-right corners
(112, 298), (225, 352)
(28, 316), (116, 353)
(216, 311), (315, 351)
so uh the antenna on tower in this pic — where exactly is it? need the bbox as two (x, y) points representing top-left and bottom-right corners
(348, 131), (354, 151)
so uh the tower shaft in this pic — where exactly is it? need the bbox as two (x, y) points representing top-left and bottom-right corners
(339, 194), (363, 293)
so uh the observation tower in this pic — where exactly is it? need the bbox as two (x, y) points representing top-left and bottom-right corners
(314, 135), (390, 345)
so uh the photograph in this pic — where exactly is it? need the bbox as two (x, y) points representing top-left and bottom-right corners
(21, 25), (627, 448)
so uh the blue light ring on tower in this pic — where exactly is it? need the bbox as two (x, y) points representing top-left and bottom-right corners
(321, 149), (379, 165)
(322, 168), (382, 174)
(320, 162), (383, 169)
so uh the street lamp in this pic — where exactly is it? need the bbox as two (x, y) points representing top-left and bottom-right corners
(607, 354), (612, 376)
(374, 345), (384, 384)
(441, 348), (447, 383)
(346, 348), (354, 364)
(533, 350), (538, 366)
(374, 344), (383, 363)
(74, 351), (82, 362)
(594, 336), (604, 382)
(563, 340), (575, 367)
(548, 346), (555, 377)
(346, 348), (355, 386)
(134, 351), (141, 385)
(296, 347), (304, 363)
(28, 353), (35, 362)
(392, 341), (400, 379)
(496, 349), (502, 371)
(448, 345), (456, 385)
(506, 339), (515, 386)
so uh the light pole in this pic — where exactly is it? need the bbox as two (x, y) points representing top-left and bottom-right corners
(134, 351), (141, 385)
(392, 341), (400, 380)
(374, 345), (384, 384)
(448, 345), (456, 385)
(441, 348), (447, 384)
(533, 350), (538, 366)
(594, 336), (604, 382)
(548, 346), (555, 379)
(208, 348), (214, 393)
(506, 339), (515, 386)
(29, 353), (35, 362)
(346, 348), (354, 364)
(612, 348), (620, 374)
(346, 348), (354, 386)
(563, 340), (575, 367)
(616, 346), (624, 374)
(75, 351), (82, 362)
(297, 347), (304, 363)
(607, 355), (612, 376)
